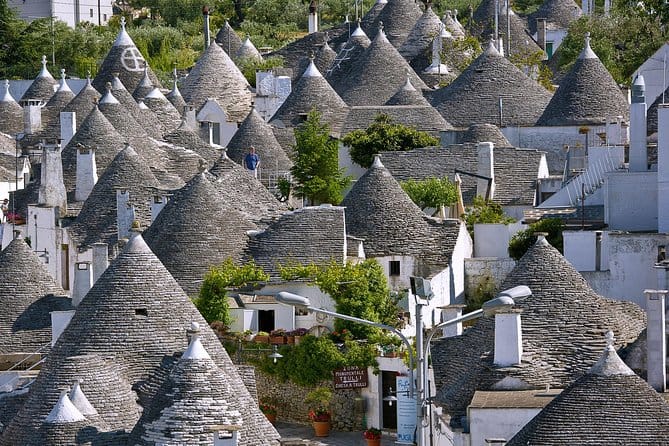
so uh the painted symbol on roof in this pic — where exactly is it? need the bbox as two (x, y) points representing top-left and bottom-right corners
(120, 48), (146, 72)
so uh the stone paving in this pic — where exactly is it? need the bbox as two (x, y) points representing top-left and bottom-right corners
(276, 421), (397, 445)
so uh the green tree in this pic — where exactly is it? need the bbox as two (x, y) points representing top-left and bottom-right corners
(508, 218), (563, 260)
(237, 56), (284, 86)
(193, 259), (269, 326)
(291, 110), (352, 205)
(400, 177), (458, 209)
(342, 114), (439, 168)
(464, 196), (515, 234)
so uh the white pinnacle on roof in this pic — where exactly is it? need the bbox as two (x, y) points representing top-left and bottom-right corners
(113, 16), (135, 47)
(145, 87), (166, 100)
(0, 80), (16, 103)
(57, 69), (73, 93)
(579, 32), (598, 59)
(352, 23), (368, 37)
(99, 83), (120, 104)
(372, 154), (384, 168)
(69, 380), (98, 417)
(302, 57), (323, 78)
(589, 331), (635, 376)
(375, 0), (388, 4)
(137, 99), (148, 110)
(484, 36), (501, 57)
(45, 390), (87, 423)
(38, 55), (54, 79)
(181, 334), (212, 360)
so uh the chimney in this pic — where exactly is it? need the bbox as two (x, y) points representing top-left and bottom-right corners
(604, 0), (611, 15)
(440, 304), (466, 337)
(91, 242), (108, 283)
(23, 99), (42, 134)
(38, 142), (67, 216)
(60, 111), (76, 147)
(203, 6), (211, 48)
(308, 0), (318, 33)
(658, 105), (669, 233)
(536, 18), (546, 52)
(116, 190), (136, 241)
(494, 310), (523, 366)
(213, 426), (240, 446)
(201, 121), (214, 145)
(645, 289), (667, 392)
(75, 145), (98, 202)
(151, 194), (169, 223)
(581, 0), (589, 14)
(185, 106), (197, 129)
(477, 142), (495, 200)
(629, 75), (647, 172)
(50, 309), (75, 346)
(72, 261), (93, 307)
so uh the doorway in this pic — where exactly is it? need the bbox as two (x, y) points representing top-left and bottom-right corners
(258, 309), (275, 333)
(381, 370), (398, 429)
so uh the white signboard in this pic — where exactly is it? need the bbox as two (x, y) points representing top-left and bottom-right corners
(396, 374), (416, 444)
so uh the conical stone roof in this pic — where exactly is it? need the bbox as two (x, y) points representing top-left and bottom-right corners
(472, 0), (543, 56)
(143, 87), (182, 133)
(227, 108), (292, 172)
(361, 0), (388, 36)
(163, 119), (220, 163)
(0, 353), (135, 445)
(368, 0), (423, 47)
(215, 20), (244, 56)
(31, 235), (278, 444)
(130, 335), (244, 445)
(21, 55), (57, 103)
(181, 41), (254, 122)
(92, 18), (162, 94)
(529, 0), (582, 34)
(431, 236), (646, 427)
(235, 35), (263, 61)
(536, 34), (629, 126)
(295, 40), (337, 79)
(458, 123), (511, 146)
(335, 28), (428, 106)
(385, 76), (429, 105)
(61, 105), (126, 194)
(326, 23), (372, 90)
(430, 40), (552, 127)
(132, 68), (154, 101)
(38, 391), (103, 446)
(66, 145), (162, 250)
(61, 75), (100, 121)
(143, 173), (257, 296)
(442, 10), (466, 38)
(399, 7), (443, 63)
(110, 74), (164, 138)
(507, 336), (669, 446)
(166, 77), (187, 114)
(0, 239), (70, 354)
(39, 70), (75, 138)
(270, 60), (349, 135)
(0, 79), (23, 134)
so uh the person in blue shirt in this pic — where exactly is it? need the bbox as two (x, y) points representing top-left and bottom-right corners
(244, 146), (260, 178)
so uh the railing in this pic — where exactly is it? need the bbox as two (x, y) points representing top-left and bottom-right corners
(0, 342), (51, 393)
(564, 150), (621, 206)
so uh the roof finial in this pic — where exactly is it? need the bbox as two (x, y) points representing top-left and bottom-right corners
(86, 70), (91, 81)
(60, 68), (66, 80)
(605, 330), (615, 349)
(120, 16), (126, 30)
(378, 21), (384, 33)
(584, 31), (591, 50)
(41, 55), (47, 69)
(105, 82), (112, 93)
(309, 50), (315, 61)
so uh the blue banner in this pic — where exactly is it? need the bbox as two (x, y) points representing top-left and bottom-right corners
(396, 375), (416, 444)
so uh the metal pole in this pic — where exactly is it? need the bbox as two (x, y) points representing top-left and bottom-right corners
(506, 0), (510, 56)
(494, 0), (499, 50)
(415, 299), (424, 446)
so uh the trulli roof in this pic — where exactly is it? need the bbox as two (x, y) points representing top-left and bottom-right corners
(215, 20), (244, 56)
(367, 0), (423, 47)
(0, 80), (23, 134)
(21, 56), (57, 103)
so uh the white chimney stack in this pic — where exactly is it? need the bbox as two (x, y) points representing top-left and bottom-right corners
(308, 0), (318, 33)
(657, 105), (669, 233)
(38, 142), (67, 216)
(91, 242), (109, 283)
(494, 310), (523, 366)
(203, 6), (211, 48)
(75, 145), (97, 202)
(150, 195), (169, 223)
(23, 100), (42, 134)
(441, 304), (466, 337)
(116, 190), (136, 241)
(60, 111), (76, 147)
(477, 142), (495, 199)
(645, 289), (667, 392)
(50, 309), (75, 346)
(72, 262), (93, 307)
(629, 74), (647, 172)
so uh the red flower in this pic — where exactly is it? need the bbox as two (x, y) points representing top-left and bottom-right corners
(308, 408), (331, 422)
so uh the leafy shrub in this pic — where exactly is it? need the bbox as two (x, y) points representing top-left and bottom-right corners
(464, 196), (515, 235)
(508, 218), (564, 260)
(400, 177), (458, 209)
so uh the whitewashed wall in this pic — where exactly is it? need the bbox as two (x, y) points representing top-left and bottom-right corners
(468, 407), (543, 445)
(605, 171), (657, 231)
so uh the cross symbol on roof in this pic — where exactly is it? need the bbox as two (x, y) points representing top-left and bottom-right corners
(120, 48), (146, 72)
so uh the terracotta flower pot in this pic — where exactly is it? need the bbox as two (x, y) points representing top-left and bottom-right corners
(312, 420), (330, 437)
(270, 336), (286, 344)
(366, 439), (381, 446)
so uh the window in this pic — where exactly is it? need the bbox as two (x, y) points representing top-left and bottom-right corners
(103, 14), (107, 21)
(389, 260), (400, 276)
(546, 42), (554, 59)
(134, 308), (148, 318)
(90, 8), (94, 17)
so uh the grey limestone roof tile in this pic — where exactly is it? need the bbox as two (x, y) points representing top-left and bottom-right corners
(61, 105), (125, 194)
(342, 105), (452, 137)
(21, 57), (57, 103)
(162, 120), (221, 163)
(442, 10), (466, 38)
(243, 205), (347, 279)
(507, 344), (669, 445)
(143, 87), (182, 133)
(457, 123), (511, 146)
(646, 86), (669, 136)
(270, 61), (349, 136)
(529, 0), (582, 34)
(268, 29), (348, 80)
(159, 143), (205, 185)
(295, 39), (337, 80)
(536, 35), (629, 126)
(110, 74), (164, 139)
(129, 336), (245, 445)
(340, 156), (459, 271)
(0, 80), (23, 134)
(360, 0), (388, 36)
(0, 239), (71, 354)
(215, 20), (244, 56)
(92, 20), (162, 94)
(7, 234), (280, 445)
(180, 41), (254, 122)
(367, 0), (423, 48)
(37, 75), (75, 140)
(143, 173), (257, 296)
(236, 36), (263, 61)
(472, 0), (543, 57)
(385, 77), (431, 106)
(66, 145), (163, 250)
(430, 40), (552, 127)
(398, 7), (443, 63)
(226, 108), (293, 172)
(325, 25), (371, 90)
(335, 28), (429, 106)
(379, 144), (544, 206)
(431, 237), (646, 427)
(132, 68), (154, 101)
(61, 76), (101, 122)
(209, 154), (288, 220)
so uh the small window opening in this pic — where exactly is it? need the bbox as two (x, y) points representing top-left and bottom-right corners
(389, 260), (400, 276)
(135, 308), (148, 317)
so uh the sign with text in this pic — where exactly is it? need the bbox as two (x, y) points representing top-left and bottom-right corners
(333, 366), (368, 389)
(396, 375), (417, 443)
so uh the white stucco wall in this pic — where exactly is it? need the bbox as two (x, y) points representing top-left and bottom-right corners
(8, 0), (113, 27)
(252, 282), (333, 332)
(605, 171), (657, 231)
(634, 43), (669, 110)
(361, 357), (410, 434)
(474, 223), (524, 258)
(468, 408), (542, 445)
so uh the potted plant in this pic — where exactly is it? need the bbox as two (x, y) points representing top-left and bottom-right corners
(259, 401), (278, 424)
(305, 386), (333, 437)
(270, 328), (287, 344)
(291, 328), (308, 345)
(254, 331), (270, 344)
(363, 427), (383, 446)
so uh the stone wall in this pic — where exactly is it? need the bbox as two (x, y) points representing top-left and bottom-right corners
(464, 257), (517, 299)
(255, 371), (364, 431)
